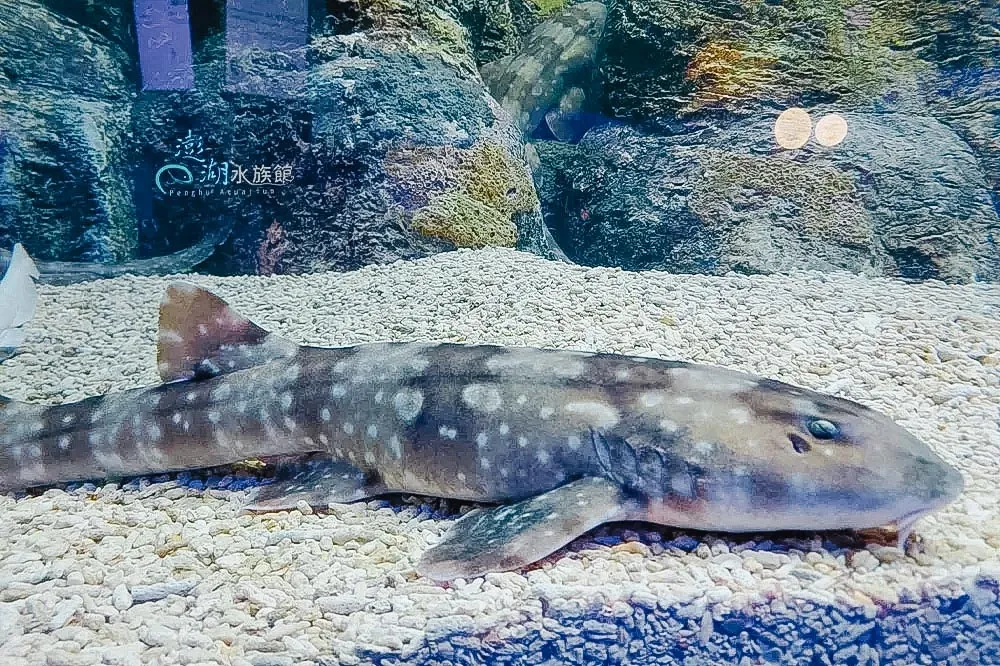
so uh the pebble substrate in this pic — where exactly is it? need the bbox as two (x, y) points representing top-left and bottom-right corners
(1, 247), (998, 666)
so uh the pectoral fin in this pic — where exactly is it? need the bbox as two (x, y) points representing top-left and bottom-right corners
(244, 457), (385, 511)
(417, 477), (632, 580)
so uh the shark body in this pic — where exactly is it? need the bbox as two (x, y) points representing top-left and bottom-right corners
(0, 283), (964, 579)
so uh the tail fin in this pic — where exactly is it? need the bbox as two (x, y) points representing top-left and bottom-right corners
(0, 243), (40, 359)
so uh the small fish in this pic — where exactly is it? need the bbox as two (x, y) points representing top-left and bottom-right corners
(0, 283), (964, 580)
(0, 243), (40, 361)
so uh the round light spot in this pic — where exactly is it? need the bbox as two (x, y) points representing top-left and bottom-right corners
(638, 392), (664, 408)
(539, 407), (555, 420)
(563, 401), (620, 429)
(476, 432), (489, 448)
(814, 113), (848, 147)
(366, 424), (378, 438)
(774, 107), (812, 149)
(498, 423), (510, 435)
(320, 408), (331, 422)
(461, 384), (503, 413)
(343, 422), (355, 435)
(280, 392), (293, 411)
(392, 389), (424, 423)
(567, 435), (582, 450)
(659, 419), (679, 433)
(58, 436), (71, 450)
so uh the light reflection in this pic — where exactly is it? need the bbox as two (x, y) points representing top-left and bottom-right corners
(815, 113), (849, 146)
(134, 0), (195, 90)
(773, 107), (811, 149)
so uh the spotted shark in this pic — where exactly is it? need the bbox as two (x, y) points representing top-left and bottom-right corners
(0, 283), (964, 580)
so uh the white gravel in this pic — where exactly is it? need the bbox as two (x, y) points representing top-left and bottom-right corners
(1, 247), (998, 665)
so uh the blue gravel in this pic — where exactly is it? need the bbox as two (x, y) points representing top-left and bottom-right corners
(358, 578), (1000, 666)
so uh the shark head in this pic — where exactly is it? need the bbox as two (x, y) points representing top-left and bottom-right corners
(596, 364), (964, 545)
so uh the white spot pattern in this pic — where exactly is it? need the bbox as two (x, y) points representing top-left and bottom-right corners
(461, 384), (503, 413)
(392, 389), (424, 423)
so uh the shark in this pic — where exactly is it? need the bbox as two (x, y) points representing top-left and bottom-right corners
(0, 283), (964, 580)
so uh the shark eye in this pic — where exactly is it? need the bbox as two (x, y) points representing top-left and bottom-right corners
(807, 419), (839, 439)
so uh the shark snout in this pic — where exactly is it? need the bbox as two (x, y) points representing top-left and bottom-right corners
(905, 452), (964, 507)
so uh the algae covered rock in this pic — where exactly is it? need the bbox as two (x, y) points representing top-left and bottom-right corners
(412, 192), (519, 248)
(229, 1), (553, 275)
(537, 114), (1000, 281)
(0, 0), (137, 263)
(599, 0), (935, 119)
(394, 141), (539, 249)
(922, 9), (1000, 218)
(1, 0), (557, 277)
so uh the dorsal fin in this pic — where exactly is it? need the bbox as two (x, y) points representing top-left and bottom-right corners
(157, 282), (298, 383)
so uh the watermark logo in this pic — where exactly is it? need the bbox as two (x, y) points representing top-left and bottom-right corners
(155, 131), (294, 197)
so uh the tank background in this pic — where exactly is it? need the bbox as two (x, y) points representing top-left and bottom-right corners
(1, 0), (998, 282)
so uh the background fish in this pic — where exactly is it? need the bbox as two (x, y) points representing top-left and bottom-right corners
(480, 2), (608, 141)
(0, 220), (232, 286)
(0, 243), (39, 361)
(0, 282), (964, 580)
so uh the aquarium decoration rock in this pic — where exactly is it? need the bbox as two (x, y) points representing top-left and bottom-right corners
(536, 115), (1000, 282)
(1, 0), (997, 283)
(0, 0), (558, 280)
(0, 248), (997, 664)
(0, 0), (138, 264)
